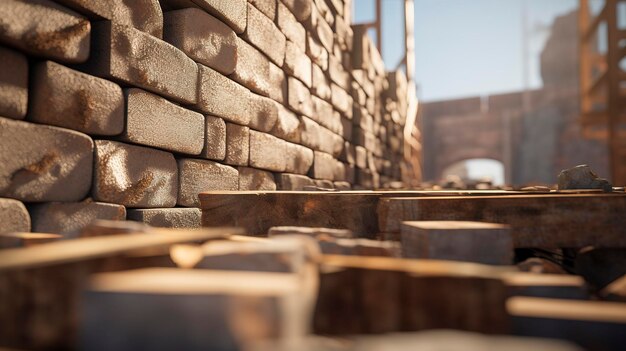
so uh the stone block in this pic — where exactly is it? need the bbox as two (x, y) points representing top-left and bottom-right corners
(288, 76), (313, 117)
(249, 131), (287, 172)
(331, 83), (352, 117)
(313, 179), (334, 189)
(311, 63), (331, 100)
(111, 0), (163, 38)
(93, 140), (178, 208)
(311, 151), (335, 180)
(0, 46), (27, 120)
(334, 15), (353, 51)
(52, 0), (112, 19)
(340, 142), (356, 165)
(0, 118), (93, 202)
(353, 106), (374, 133)
(177, 158), (238, 207)
(243, 3), (285, 66)
(340, 115), (353, 140)
(231, 38), (271, 97)
(120, 88), (204, 154)
(315, 15), (333, 53)
(277, 2), (305, 50)
(271, 105), (301, 143)
(285, 143), (314, 174)
(196, 64), (250, 125)
(268, 62), (287, 104)
(163, 8), (237, 75)
(0, 198), (30, 234)
(127, 208), (201, 228)
(225, 123), (250, 166)
(160, 0), (247, 33)
(284, 40), (312, 87)
(328, 55), (350, 90)
(249, 0), (276, 20)
(275, 173), (314, 190)
(84, 22), (197, 104)
(200, 115), (226, 160)
(333, 181), (351, 190)
(298, 116), (342, 157)
(238, 167), (277, 190)
(311, 95), (341, 133)
(30, 200), (126, 237)
(0, 0), (90, 63)
(249, 93), (279, 132)
(306, 33), (328, 70)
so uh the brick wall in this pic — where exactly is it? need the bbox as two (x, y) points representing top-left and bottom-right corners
(0, 0), (409, 234)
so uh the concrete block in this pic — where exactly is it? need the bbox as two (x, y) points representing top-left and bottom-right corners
(177, 158), (238, 207)
(164, 8), (236, 75)
(311, 151), (335, 180)
(196, 64), (250, 126)
(287, 76), (313, 117)
(225, 123), (249, 166)
(311, 63), (331, 100)
(200, 115), (226, 161)
(285, 142), (314, 174)
(93, 140), (178, 208)
(249, 0), (276, 20)
(238, 167), (277, 190)
(231, 38), (271, 97)
(284, 40), (312, 87)
(277, 2), (305, 50)
(120, 88), (204, 154)
(0, 118), (93, 202)
(243, 4), (285, 66)
(29, 61), (124, 135)
(280, 0), (312, 21)
(84, 22), (197, 104)
(0, 46), (27, 120)
(271, 105), (301, 143)
(127, 207), (201, 228)
(160, 0), (247, 34)
(275, 173), (314, 190)
(30, 200), (126, 237)
(249, 131), (287, 172)
(268, 61), (287, 104)
(0, 198), (30, 234)
(306, 33), (328, 70)
(248, 93), (279, 132)
(0, 0), (90, 63)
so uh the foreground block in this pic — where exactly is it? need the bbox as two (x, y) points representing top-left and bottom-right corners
(196, 64), (251, 125)
(238, 167), (277, 190)
(0, 198), (30, 234)
(30, 200), (126, 237)
(0, 46), (27, 120)
(0, 118), (93, 202)
(93, 140), (178, 208)
(127, 208), (201, 228)
(177, 159), (238, 207)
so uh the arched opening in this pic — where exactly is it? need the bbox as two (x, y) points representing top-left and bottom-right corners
(441, 158), (505, 185)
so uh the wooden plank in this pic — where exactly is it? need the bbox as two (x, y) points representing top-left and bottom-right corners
(378, 194), (626, 248)
(0, 232), (62, 249)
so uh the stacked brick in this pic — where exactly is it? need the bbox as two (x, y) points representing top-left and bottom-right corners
(0, 0), (409, 234)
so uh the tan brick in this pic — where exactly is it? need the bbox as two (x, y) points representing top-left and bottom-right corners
(248, 93), (279, 132)
(306, 33), (328, 70)
(238, 167), (277, 190)
(277, 2), (305, 49)
(249, 0), (276, 20)
(0, 118), (93, 202)
(311, 95), (340, 132)
(285, 142), (314, 174)
(0, 0), (90, 63)
(231, 38), (272, 97)
(243, 3), (286, 66)
(0, 46), (27, 120)
(52, 0), (111, 19)
(331, 83), (353, 118)
(111, 0), (163, 38)
(164, 8), (237, 75)
(160, 0), (247, 33)
(93, 140), (177, 208)
(0, 198), (30, 234)
(177, 158), (238, 207)
(299, 116), (342, 157)
(225, 123), (250, 166)
(84, 22), (197, 104)
(315, 15), (333, 52)
(311, 63), (331, 100)
(271, 105), (301, 143)
(29, 61), (123, 135)
(200, 115), (226, 161)
(127, 207), (201, 228)
(268, 62), (287, 104)
(275, 173), (314, 190)
(311, 151), (335, 180)
(30, 200), (126, 237)
(249, 131), (287, 172)
(280, 0), (312, 21)
(120, 88), (204, 154)
(284, 40), (312, 87)
(329, 55), (350, 90)
(288, 76), (313, 117)
(196, 64), (250, 125)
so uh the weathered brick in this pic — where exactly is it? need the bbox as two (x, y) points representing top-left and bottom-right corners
(306, 33), (328, 70)
(196, 64), (250, 125)
(248, 93), (279, 132)
(127, 207), (201, 228)
(30, 200), (126, 237)
(29, 61), (123, 135)
(225, 123), (249, 166)
(0, 46), (27, 120)
(93, 140), (177, 208)
(284, 40), (312, 87)
(0, 198), (30, 234)
(299, 116), (342, 157)
(271, 105), (301, 143)
(0, 118), (93, 202)
(242, 4), (285, 66)
(231, 38), (272, 96)
(315, 14), (333, 52)
(280, 0), (312, 21)
(329, 55), (350, 90)
(160, 0), (247, 33)
(84, 22), (197, 104)
(0, 0), (90, 63)
(248, 0), (276, 21)
(285, 142), (314, 174)
(120, 88), (204, 155)
(52, 0), (111, 19)
(311, 95), (340, 132)
(275, 173), (314, 190)
(277, 2), (305, 50)
(249, 131), (287, 172)
(268, 62), (287, 103)
(331, 83), (353, 117)
(200, 115), (226, 161)
(238, 167), (276, 190)
(111, 0), (163, 38)
(311, 151), (335, 180)
(288, 76), (313, 117)
(163, 8), (237, 75)
(355, 145), (367, 169)
(177, 158), (238, 207)
(311, 63), (331, 100)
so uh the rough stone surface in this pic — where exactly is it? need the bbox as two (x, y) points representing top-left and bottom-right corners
(177, 158), (238, 207)
(196, 64), (250, 125)
(248, 0), (276, 20)
(280, 0), (312, 21)
(271, 105), (301, 143)
(0, 46), (28, 120)
(111, 0), (163, 38)
(284, 40), (312, 87)
(275, 173), (314, 190)
(299, 116), (343, 157)
(161, 0), (247, 34)
(277, 2), (305, 49)
(268, 62), (287, 103)
(0, 118), (93, 202)
(127, 207), (201, 228)
(306, 33), (328, 71)
(231, 38), (271, 97)
(85, 22), (198, 104)
(238, 167), (277, 190)
(163, 8), (237, 75)
(120, 88), (204, 154)
(311, 63), (331, 100)
(0, 198), (30, 234)
(93, 140), (178, 208)
(29, 60), (124, 135)
(311, 151), (336, 180)
(243, 3), (285, 66)
(285, 142), (314, 174)
(331, 83), (352, 117)
(52, 0), (112, 19)
(249, 130), (287, 172)
(225, 123), (250, 166)
(0, 0), (90, 63)
(248, 93), (279, 132)
(288, 76), (313, 117)
(558, 164), (613, 192)
(200, 115), (226, 161)
(30, 200), (126, 237)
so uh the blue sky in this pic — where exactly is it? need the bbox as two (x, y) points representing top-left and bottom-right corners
(354, 0), (578, 102)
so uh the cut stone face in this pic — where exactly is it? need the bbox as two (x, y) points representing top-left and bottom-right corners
(275, 173), (314, 190)
(225, 123), (250, 166)
(0, 46), (28, 120)
(230, 38), (271, 97)
(238, 167), (277, 190)
(243, 3), (286, 66)
(196, 64), (251, 125)
(30, 200), (126, 237)
(177, 158), (238, 207)
(0, 198), (30, 234)
(249, 130), (287, 172)
(200, 115), (227, 161)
